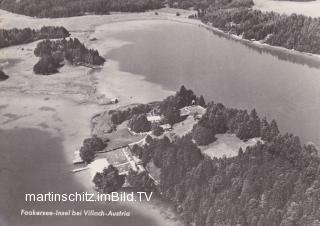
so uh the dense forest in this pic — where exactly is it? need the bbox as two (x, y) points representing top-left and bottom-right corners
(0, 26), (69, 49)
(174, 0), (320, 54)
(33, 38), (105, 75)
(128, 87), (320, 226)
(277, 0), (314, 1)
(193, 102), (279, 144)
(201, 8), (320, 54)
(0, 0), (164, 18)
(169, 0), (253, 10)
(110, 104), (153, 125)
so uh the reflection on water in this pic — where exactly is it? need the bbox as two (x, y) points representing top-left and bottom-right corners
(107, 22), (320, 146)
(203, 26), (320, 69)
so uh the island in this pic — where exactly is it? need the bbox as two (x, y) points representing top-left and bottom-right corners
(0, 2), (320, 226)
(33, 38), (105, 75)
(76, 86), (320, 226)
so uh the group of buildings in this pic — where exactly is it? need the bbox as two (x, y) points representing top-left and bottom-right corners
(73, 104), (206, 187)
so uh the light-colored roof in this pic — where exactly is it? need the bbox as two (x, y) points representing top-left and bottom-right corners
(160, 124), (172, 130)
(180, 105), (206, 116)
(147, 115), (161, 122)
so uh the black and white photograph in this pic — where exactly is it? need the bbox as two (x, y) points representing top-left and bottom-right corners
(0, 0), (320, 226)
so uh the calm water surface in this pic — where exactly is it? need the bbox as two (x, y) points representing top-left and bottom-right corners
(107, 22), (320, 146)
(0, 129), (162, 226)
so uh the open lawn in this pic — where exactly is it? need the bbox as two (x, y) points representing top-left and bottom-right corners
(170, 116), (197, 137)
(102, 149), (128, 165)
(106, 121), (145, 149)
(200, 134), (262, 159)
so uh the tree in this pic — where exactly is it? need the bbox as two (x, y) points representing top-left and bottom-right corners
(79, 136), (106, 163)
(238, 147), (244, 157)
(198, 95), (206, 107)
(152, 124), (164, 136)
(248, 109), (261, 137)
(270, 120), (280, 140)
(127, 169), (155, 191)
(212, 110), (228, 134)
(261, 117), (270, 141)
(0, 70), (9, 81)
(79, 145), (96, 163)
(33, 55), (62, 75)
(145, 135), (153, 144)
(164, 107), (181, 126)
(128, 114), (151, 133)
(93, 165), (125, 193)
(177, 85), (196, 108)
(83, 136), (106, 153)
(193, 124), (216, 145)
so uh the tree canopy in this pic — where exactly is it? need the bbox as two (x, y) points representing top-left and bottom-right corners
(33, 38), (105, 75)
(0, 70), (9, 81)
(93, 165), (125, 193)
(122, 87), (320, 226)
(0, 26), (69, 49)
(0, 0), (164, 18)
(79, 136), (106, 163)
(128, 114), (151, 133)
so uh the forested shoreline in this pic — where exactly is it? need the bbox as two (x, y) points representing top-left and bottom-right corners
(0, 26), (70, 49)
(126, 87), (320, 226)
(0, 0), (164, 18)
(174, 0), (320, 55)
(2, 0), (320, 55)
(200, 8), (320, 54)
(33, 38), (105, 75)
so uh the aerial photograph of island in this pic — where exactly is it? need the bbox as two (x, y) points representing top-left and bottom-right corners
(0, 0), (320, 225)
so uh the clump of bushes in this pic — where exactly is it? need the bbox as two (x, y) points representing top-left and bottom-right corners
(110, 104), (152, 125)
(79, 136), (106, 163)
(0, 70), (9, 81)
(192, 124), (216, 145)
(128, 114), (151, 133)
(127, 169), (155, 191)
(33, 55), (63, 75)
(152, 124), (164, 136)
(93, 165), (125, 193)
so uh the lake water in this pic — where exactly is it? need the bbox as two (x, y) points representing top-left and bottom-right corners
(107, 22), (320, 146)
(0, 129), (167, 226)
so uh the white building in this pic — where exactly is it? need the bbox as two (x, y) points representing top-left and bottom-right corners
(160, 124), (172, 131)
(147, 115), (162, 123)
(180, 105), (206, 117)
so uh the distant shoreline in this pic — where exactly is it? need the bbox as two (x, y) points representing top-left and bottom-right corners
(0, 8), (319, 225)
(1, 7), (320, 67)
(162, 16), (320, 67)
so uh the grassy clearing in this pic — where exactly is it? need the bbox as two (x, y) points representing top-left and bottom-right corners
(200, 133), (262, 158)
